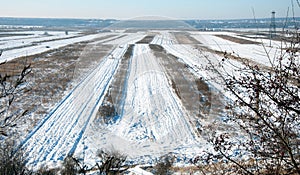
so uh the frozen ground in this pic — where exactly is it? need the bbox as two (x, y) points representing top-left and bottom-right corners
(3, 29), (281, 169)
(20, 43), (129, 167)
(190, 31), (284, 67)
(76, 44), (205, 167)
(0, 31), (122, 63)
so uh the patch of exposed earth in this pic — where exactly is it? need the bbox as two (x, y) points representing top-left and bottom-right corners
(172, 32), (201, 44)
(215, 34), (261, 45)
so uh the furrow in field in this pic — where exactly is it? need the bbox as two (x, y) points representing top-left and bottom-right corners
(20, 45), (128, 167)
(112, 44), (198, 147)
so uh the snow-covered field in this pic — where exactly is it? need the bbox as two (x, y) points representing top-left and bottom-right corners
(190, 31), (283, 67)
(76, 44), (204, 166)
(20, 44), (128, 167)
(0, 31), (124, 63)
(1, 29), (280, 169)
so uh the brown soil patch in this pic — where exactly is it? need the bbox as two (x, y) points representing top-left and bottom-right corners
(72, 43), (114, 83)
(195, 79), (211, 114)
(123, 44), (135, 60)
(172, 32), (202, 44)
(215, 34), (261, 44)
(136, 35), (155, 44)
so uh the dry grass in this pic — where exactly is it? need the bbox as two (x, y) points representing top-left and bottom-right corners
(136, 35), (155, 44)
(0, 36), (114, 136)
(173, 32), (202, 44)
(215, 34), (261, 45)
(96, 44), (134, 122)
(150, 44), (214, 119)
(123, 44), (135, 60)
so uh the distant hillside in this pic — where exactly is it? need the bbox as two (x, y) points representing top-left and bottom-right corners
(106, 20), (194, 30)
(185, 17), (300, 29)
(1, 17), (300, 30)
(0, 17), (117, 29)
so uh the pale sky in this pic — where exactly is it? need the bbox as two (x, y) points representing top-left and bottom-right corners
(0, 0), (297, 20)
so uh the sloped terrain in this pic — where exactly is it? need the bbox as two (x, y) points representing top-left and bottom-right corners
(0, 29), (277, 169)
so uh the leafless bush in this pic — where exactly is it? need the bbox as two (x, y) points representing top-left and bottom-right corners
(194, 21), (300, 175)
(61, 156), (80, 175)
(36, 165), (58, 175)
(155, 154), (175, 175)
(0, 139), (30, 175)
(0, 63), (31, 136)
(95, 149), (127, 175)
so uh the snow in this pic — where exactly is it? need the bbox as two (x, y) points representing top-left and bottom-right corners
(151, 31), (243, 99)
(74, 43), (206, 167)
(190, 31), (283, 67)
(0, 32), (119, 63)
(104, 32), (146, 45)
(15, 30), (274, 169)
(0, 31), (79, 50)
(126, 166), (154, 175)
(151, 31), (177, 45)
(19, 45), (128, 168)
(112, 44), (196, 142)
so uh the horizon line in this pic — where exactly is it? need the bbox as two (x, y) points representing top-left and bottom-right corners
(0, 15), (299, 21)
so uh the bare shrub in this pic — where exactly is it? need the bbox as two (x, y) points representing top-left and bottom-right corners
(195, 19), (300, 175)
(95, 149), (127, 175)
(0, 139), (30, 175)
(155, 154), (175, 175)
(36, 165), (58, 175)
(61, 156), (79, 175)
(0, 64), (31, 136)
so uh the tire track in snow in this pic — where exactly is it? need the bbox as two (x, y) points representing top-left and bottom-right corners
(19, 45), (128, 167)
(112, 44), (198, 149)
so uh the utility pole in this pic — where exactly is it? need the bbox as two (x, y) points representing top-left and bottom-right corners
(270, 11), (276, 46)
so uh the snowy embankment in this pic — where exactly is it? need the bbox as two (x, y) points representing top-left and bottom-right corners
(19, 44), (128, 168)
